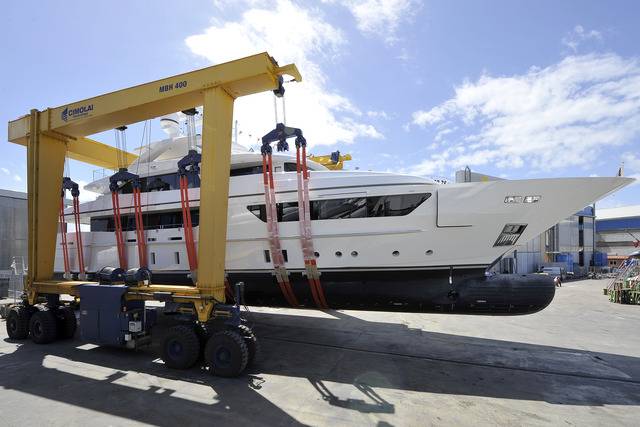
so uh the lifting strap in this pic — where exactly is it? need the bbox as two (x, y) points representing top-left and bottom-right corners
(261, 142), (299, 307)
(295, 138), (328, 309)
(262, 122), (329, 308)
(110, 188), (127, 269)
(178, 108), (200, 284)
(178, 155), (199, 283)
(59, 197), (71, 280)
(132, 185), (147, 268)
(61, 177), (86, 280)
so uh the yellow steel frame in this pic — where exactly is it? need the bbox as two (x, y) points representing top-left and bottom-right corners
(8, 53), (301, 321)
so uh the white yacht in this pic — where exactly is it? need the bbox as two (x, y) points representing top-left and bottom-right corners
(56, 124), (633, 314)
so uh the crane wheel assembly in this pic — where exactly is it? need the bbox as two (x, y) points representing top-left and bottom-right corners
(5, 52), (302, 377)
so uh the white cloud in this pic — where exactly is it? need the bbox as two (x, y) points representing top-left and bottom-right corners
(185, 0), (382, 149)
(1, 167), (9, 175)
(326, 0), (421, 45)
(366, 110), (390, 119)
(408, 53), (640, 175)
(12, 174), (21, 182)
(562, 25), (603, 53)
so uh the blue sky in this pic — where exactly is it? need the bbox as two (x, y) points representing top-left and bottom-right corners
(1, 0), (639, 207)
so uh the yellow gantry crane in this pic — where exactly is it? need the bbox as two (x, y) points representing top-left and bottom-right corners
(6, 53), (301, 377)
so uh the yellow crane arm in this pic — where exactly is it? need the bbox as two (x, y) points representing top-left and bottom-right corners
(308, 152), (352, 170)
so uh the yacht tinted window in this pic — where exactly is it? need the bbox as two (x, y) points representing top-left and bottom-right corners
(230, 165), (263, 176)
(90, 209), (199, 232)
(312, 197), (366, 220)
(280, 202), (299, 222)
(116, 172), (198, 194)
(367, 194), (431, 217)
(246, 193), (430, 222)
(284, 163), (297, 172)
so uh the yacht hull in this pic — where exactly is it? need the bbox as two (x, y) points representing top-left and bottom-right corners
(59, 267), (554, 315)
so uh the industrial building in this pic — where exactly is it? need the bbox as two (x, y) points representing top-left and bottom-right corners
(596, 205), (640, 268)
(0, 189), (27, 298)
(0, 189), (27, 271)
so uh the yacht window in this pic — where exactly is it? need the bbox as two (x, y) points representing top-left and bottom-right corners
(115, 162), (292, 194)
(90, 209), (199, 232)
(246, 193), (430, 222)
(313, 197), (366, 220)
(367, 194), (431, 217)
(230, 162), (297, 177)
(280, 202), (299, 222)
(116, 172), (198, 194)
(230, 165), (263, 176)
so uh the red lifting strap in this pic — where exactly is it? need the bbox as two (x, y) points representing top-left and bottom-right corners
(111, 190), (128, 270)
(263, 153), (299, 307)
(72, 195), (86, 279)
(179, 174), (198, 281)
(296, 144), (328, 309)
(132, 187), (147, 268)
(59, 198), (71, 279)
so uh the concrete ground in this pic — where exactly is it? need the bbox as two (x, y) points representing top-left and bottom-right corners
(0, 278), (639, 426)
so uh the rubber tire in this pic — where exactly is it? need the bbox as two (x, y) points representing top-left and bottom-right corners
(57, 307), (77, 339)
(29, 307), (58, 344)
(6, 305), (30, 340)
(236, 324), (260, 367)
(205, 330), (249, 377)
(161, 324), (201, 369)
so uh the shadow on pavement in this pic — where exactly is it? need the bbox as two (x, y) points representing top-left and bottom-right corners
(1, 308), (639, 425)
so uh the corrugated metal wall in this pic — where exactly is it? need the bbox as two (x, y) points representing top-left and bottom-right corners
(0, 191), (28, 270)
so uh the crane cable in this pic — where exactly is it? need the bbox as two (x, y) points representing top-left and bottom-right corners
(295, 139), (328, 309)
(262, 144), (299, 307)
(111, 126), (128, 269)
(110, 125), (148, 270)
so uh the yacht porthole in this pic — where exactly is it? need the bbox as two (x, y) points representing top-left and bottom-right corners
(392, 250), (400, 257)
(335, 251), (343, 258)
(351, 251), (358, 257)
(426, 250), (433, 255)
(314, 251), (320, 258)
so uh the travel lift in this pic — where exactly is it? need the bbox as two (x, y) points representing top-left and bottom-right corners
(5, 53), (301, 377)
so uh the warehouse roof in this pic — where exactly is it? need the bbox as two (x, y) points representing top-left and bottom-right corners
(596, 204), (640, 220)
(0, 189), (27, 200)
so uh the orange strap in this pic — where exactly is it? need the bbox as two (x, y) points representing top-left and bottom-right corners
(111, 191), (127, 270)
(59, 198), (71, 277)
(296, 144), (328, 308)
(262, 153), (299, 307)
(72, 195), (86, 277)
(132, 187), (147, 268)
(179, 175), (198, 276)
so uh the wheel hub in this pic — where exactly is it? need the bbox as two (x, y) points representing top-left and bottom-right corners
(215, 346), (232, 366)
